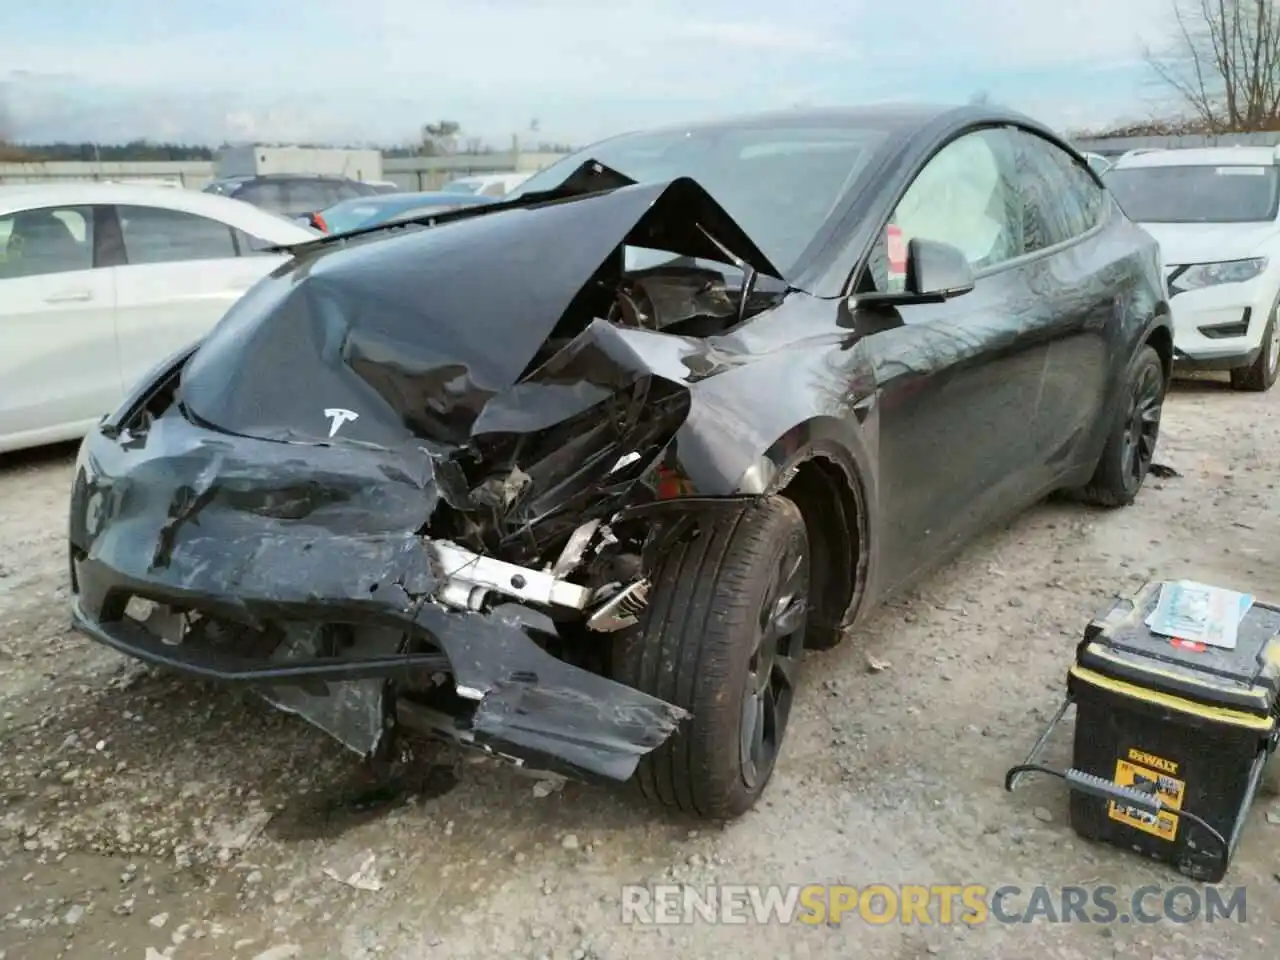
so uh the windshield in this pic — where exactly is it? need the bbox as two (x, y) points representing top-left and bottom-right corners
(1104, 164), (1280, 223)
(320, 199), (392, 233)
(511, 123), (888, 277)
(202, 179), (243, 196)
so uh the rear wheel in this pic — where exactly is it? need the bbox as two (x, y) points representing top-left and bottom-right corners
(1229, 298), (1280, 392)
(612, 497), (810, 819)
(1079, 345), (1165, 507)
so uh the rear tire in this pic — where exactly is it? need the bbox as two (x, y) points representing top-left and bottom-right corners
(1079, 345), (1165, 507)
(1229, 299), (1279, 392)
(612, 497), (810, 820)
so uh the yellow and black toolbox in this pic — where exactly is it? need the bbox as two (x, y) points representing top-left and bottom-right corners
(1007, 580), (1280, 883)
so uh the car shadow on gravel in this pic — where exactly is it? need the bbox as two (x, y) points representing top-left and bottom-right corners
(1169, 374), (1234, 393)
(0, 439), (80, 473)
(4, 657), (700, 856)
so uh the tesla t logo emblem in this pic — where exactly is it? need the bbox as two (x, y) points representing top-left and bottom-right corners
(323, 408), (359, 437)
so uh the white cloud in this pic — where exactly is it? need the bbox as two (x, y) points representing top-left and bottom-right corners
(675, 22), (853, 55)
(1, 0), (1191, 144)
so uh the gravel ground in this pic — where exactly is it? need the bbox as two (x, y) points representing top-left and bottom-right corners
(2, 376), (1279, 960)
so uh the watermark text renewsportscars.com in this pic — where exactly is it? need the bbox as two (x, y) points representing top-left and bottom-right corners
(620, 883), (1248, 926)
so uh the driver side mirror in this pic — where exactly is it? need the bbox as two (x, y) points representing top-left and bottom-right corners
(856, 237), (976, 308)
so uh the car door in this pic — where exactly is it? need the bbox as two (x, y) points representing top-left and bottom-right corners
(854, 127), (1055, 592)
(0, 203), (122, 448)
(108, 204), (277, 393)
(1005, 129), (1113, 480)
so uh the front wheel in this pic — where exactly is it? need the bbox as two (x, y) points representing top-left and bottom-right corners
(612, 497), (810, 819)
(1078, 344), (1166, 507)
(1229, 299), (1280, 392)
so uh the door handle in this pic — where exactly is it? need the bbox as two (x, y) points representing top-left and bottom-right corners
(44, 290), (93, 303)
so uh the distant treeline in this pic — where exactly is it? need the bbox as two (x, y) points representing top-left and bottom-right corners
(1, 140), (578, 163)
(0, 138), (581, 163)
(1, 141), (215, 162)
(1071, 116), (1280, 139)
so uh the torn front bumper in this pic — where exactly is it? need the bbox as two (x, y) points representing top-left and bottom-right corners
(67, 412), (686, 782)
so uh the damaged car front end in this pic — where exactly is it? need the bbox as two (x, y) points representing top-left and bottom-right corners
(67, 165), (830, 794)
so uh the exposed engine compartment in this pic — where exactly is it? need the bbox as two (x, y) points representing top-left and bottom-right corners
(435, 252), (778, 569)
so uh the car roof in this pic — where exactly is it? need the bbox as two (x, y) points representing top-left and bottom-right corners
(322, 190), (487, 211)
(0, 181), (318, 241)
(1112, 146), (1280, 169)
(606, 103), (1031, 139)
(220, 173), (361, 181)
(447, 172), (530, 184)
(550, 103), (1072, 169)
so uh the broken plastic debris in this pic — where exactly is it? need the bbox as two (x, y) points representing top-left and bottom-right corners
(532, 778), (565, 798)
(210, 810), (273, 851)
(322, 851), (384, 892)
(865, 654), (891, 673)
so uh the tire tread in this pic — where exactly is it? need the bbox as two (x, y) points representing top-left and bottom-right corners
(616, 498), (805, 819)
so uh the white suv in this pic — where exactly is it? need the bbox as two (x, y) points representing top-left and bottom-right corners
(1103, 146), (1280, 391)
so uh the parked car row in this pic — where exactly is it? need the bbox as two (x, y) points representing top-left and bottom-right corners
(300, 190), (495, 234)
(200, 172), (380, 221)
(200, 171), (532, 229)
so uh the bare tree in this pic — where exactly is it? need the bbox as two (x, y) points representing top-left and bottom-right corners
(420, 120), (461, 155)
(1145, 0), (1280, 132)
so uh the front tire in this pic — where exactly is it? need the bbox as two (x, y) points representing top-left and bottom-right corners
(612, 497), (810, 819)
(1229, 298), (1280, 392)
(1079, 344), (1165, 507)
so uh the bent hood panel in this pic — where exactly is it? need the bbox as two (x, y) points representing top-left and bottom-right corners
(180, 178), (781, 447)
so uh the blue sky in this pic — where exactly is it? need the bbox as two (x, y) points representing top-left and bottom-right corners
(1, 0), (1181, 146)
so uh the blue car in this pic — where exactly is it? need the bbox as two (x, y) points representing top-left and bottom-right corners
(306, 191), (495, 234)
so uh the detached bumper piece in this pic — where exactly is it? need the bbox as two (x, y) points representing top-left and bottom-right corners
(67, 419), (686, 783)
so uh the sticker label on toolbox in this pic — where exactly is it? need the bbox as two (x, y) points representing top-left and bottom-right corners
(1107, 751), (1185, 841)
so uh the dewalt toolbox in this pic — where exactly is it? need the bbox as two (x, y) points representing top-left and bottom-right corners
(1007, 580), (1280, 883)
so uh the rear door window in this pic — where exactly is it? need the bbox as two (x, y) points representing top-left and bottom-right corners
(116, 205), (238, 265)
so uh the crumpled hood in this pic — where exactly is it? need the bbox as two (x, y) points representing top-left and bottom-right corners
(179, 177), (780, 450)
(1139, 221), (1279, 267)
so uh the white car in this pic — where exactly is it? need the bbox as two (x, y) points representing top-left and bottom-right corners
(1103, 146), (1280, 391)
(438, 172), (532, 198)
(1081, 151), (1112, 176)
(0, 183), (318, 454)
